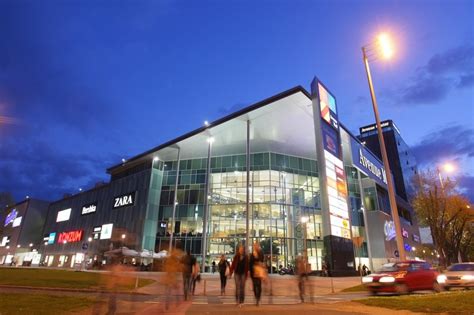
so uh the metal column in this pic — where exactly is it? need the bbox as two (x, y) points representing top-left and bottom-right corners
(357, 169), (374, 272)
(246, 120), (250, 252)
(169, 147), (181, 253)
(202, 138), (212, 272)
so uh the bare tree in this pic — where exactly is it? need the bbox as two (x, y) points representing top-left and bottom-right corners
(412, 170), (472, 267)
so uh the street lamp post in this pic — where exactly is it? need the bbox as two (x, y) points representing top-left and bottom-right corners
(362, 33), (406, 261)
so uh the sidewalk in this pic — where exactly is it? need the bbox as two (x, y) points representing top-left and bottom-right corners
(136, 273), (362, 297)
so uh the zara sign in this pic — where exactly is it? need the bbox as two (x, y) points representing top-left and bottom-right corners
(113, 192), (136, 209)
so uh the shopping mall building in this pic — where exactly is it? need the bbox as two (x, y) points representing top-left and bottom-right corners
(0, 78), (421, 275)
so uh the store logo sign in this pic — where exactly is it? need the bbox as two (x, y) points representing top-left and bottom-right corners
(402, 228), (409, 238)
(384, 221), (396, 241)
(48, 232), (56, 244)
(81, 202), (97, 215)
(412, 234), (420, 243)
(113, 192), (135, 209)
(12, 216), (22, 228)
(57, 230), (83, 243)
(100, 223), (113, 240)
(56, 208), (72, 222)
(359, 148), (387, 184)
(4, 209), (18, 227)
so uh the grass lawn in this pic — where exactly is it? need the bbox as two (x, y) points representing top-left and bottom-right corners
(0, 268), (154, 291)
(0, 293), (98, 315)
(356, 290), (474, 313)
(341, 284), (367, 292)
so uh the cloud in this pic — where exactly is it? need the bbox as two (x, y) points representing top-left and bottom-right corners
(399, 75), (453, 104)
(458, 175), (474, 203)
(395, 44), (474, 105)
(0, 137), (118, 202)
(411, 124), (474, 166)
(458, 73), (474, 88)
(426, 45), (474, 75)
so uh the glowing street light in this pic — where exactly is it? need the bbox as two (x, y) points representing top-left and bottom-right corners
(438, 162), (456, 190)
(362, 32), (405, 261)
(377, 33), (394, 59)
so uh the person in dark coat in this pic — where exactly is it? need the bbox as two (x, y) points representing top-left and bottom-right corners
(181, 250), (196, 301)
(249, 242), (265, 306)
(230, 244), (248, 307)
(218, 254), (230, 295)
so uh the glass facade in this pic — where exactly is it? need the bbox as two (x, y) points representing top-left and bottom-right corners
(156, 152), (324, 270)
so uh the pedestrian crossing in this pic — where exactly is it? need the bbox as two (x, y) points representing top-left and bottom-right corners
(147, 294), (335, 305)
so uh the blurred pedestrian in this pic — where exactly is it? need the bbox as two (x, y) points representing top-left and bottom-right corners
(296, 254), (308, 303)
(162, 248), (183, 310)
(249, 242), (265, 306)
(212, 260), (216, 273)
(191, 259), (200, 295)
(230, 244), (248, 307)
(181, 249), (196, 301)
(218, 254), (230, 295)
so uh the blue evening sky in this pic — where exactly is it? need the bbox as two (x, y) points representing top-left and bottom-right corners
(0, 0), (473, 202)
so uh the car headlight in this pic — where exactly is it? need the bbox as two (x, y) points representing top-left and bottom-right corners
(379, 276), (396, 283)
(461, 275), (474, 281)
(362, 276), (373, 283)
(437, 275), (447, 284)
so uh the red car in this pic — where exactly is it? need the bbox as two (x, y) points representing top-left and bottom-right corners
(362, 260), (441, 295)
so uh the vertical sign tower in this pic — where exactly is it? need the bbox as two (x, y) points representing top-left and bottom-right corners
(311, 77), (355, 276)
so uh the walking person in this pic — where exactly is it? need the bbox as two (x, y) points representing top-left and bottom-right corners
(212, 260), (216, 274)
(218, 254), (230, 295)
(249, 242), (265, 306)
(191, 259), (200, 295)
(230, 244), (248, 307)
(181, 249), (196, 301)
(296, 254), (308, 303)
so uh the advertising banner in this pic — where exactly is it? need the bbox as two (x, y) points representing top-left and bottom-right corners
(350, 137), (388, 187)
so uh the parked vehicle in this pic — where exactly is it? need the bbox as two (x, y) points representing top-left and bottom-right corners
(278, 265), (295, 275)
(362, 260), (441, 295)
(437, 262), (474, 290)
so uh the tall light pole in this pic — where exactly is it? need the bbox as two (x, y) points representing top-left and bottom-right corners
(362, 33), (405, 261)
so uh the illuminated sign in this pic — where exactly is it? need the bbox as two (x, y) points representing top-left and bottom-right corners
(56, 208), (72, 222)
(325, 150), (351, 239)
(100, 223), (113, 240)
(384, 221), (396, 241)
(48, 232), (56, 244)
(93, 226), (102, 239)
(4, 209), (18, 227)
(412, 234), (420, 243)
(322, 123), (340, 157)
(404, 243), (411, 251)
(319, 83), (338, 129)
(359, 120), (401, 135)
(350, 137), (387, 187)
(113, 192), (135, 209)
(81, 202), (97, 215)
(402, 228), (409, 238)
(57, 230), (83, 243)
(0, 236), (10, 247)
(12, 216), (22, 228)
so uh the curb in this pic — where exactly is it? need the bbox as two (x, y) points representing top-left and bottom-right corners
(0, 284), (150, 295)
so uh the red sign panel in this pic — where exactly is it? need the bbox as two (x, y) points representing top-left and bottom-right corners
(57, 230), (83, 243)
